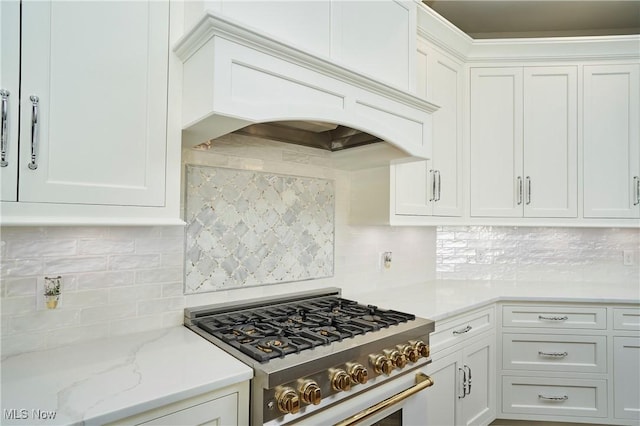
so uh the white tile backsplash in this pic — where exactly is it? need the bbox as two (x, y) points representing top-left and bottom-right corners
(0, 134), (437, 357)
(437, 226), (640, 283)
(0, 226), (186, 358)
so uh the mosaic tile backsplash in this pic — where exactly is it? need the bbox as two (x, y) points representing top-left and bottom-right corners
(185, 164), (335, 293)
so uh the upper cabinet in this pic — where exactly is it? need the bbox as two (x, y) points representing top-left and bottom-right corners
(470, 66), (578, 219)
(183, 0), (416, 91)
(583, 64), (640, 219)
(412, 42), (464, 217)
(0, 1), (182, 225)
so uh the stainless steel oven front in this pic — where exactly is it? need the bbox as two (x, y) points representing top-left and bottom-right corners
(295, 366), (433, 426)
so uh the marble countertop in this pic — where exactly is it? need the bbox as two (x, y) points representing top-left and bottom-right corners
(345, 280), (640, 322)
(1, 326), (252, 426)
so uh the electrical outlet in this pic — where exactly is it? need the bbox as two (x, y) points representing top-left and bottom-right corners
(623, 250), (634, 266)
(381, 251), (392, 270)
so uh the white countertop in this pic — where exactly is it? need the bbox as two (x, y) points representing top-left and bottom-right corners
(346, 280), (640, 321)
(0, 326), (252, 426)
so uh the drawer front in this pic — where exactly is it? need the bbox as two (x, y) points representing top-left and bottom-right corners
(502, 305), (606, 330)
(502, 376), (607, 418)
(613, 308), (640, 331)
(431, 306), (494, 353)
(503, 333), (607, 373)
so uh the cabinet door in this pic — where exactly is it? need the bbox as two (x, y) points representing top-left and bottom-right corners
(584, 64), (640, 218)
(461, 335), (495, 426)
(614, 336), (640, 421)
(523, 66), (578, 218)
(470, 68), (524, 217)
(394, 160), (433, 216)
(138, 393), (237, 426)
(431, 53), (463, 217)
(424, 351), (460, 426)
(0, 0), (20, 201)
(18, 1), (169, 206)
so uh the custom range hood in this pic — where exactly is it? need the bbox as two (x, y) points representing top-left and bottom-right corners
(174, 12), (439, 170)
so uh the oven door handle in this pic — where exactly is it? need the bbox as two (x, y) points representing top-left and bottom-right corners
(333, 372), (434, 426)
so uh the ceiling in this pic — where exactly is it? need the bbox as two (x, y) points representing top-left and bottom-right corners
(423, 1), (640, 39)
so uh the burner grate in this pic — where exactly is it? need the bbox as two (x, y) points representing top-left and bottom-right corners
(195, 297), (415, 362)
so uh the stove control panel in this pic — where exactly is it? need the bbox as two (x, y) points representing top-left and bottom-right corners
(268, 339), (431, 420)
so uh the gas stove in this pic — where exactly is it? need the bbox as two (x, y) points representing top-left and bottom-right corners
(185, 288), (435, 425)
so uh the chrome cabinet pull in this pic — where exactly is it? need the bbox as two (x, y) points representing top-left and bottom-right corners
(538, 394), (568, 402)
(28, 95), (39, 170)
(526, 176), (531, 205)
(429, 169), (435, 202)
(453, 325), (472, 335)
(517, 176), (523, 205)
(538, 351), (568, 358)
(464, 365), (472, 396)
(458, 367), (466, 399)
(634, 176), (640, 206)
(538, 315), (568, 321)
(435, 170), (441, 202)
(0, 89), (9, 167)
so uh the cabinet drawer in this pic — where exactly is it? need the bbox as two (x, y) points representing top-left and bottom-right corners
(613, 308), (640, 331)
(502, 376), (607, 418)
(431, 306), (494, 353)
(502, 305), (606, 330)
(503, 333), (606, 373)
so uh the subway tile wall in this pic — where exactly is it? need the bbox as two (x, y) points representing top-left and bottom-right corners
(0, 134), (437, 357)
(436, 226), (640, 283)
(1, 226), (185, 357)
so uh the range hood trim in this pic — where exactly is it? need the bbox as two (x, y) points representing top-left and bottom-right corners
(175, 11), (440, 168)
(174, 12), (440, 115)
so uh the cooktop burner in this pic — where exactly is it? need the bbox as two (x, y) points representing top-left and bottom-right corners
(195, 296), (415, 362)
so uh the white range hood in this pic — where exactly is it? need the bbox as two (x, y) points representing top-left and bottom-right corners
(174, 12), (439, 170)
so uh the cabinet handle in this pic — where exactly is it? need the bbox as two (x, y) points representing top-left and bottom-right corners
(517, 176), (523, 205)
(525, 176), (531, 205)
(435, 170), (441, 202)
(538, 351), (568, 358)
(634, 176), (640, 206)
(28, 95), (39, 170)
(0, 89), (9, 167)
(429, 169), (435, 202)
(464, 365), (472, 396)
(452, 325), (472, 335)
(538, 394), (568, 402)
(458, 367), (466, 399)
(538, 315), (568, 321)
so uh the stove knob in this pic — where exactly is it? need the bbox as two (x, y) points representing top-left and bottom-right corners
(370, 354), (393, 375)
(300, 380), (322, 405)
(348, 363), (369, 385)
(276, 388), (300, 414)
(331, 369), (352, 392)
(384, 349), (407, 369)
(411, 340), (430, 358)
(397, 344), (420, 363)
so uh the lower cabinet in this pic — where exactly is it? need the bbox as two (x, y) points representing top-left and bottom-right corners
(498, 303), (640, 425)
(425, 324), (495, 425)
(106, 382), (249, 426)
(613, 336), (640, 421)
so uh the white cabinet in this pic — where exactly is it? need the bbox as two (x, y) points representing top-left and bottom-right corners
(583, 64), (640, 219)
(183, 0), (416, 91)
(613, 336), (640, 421)
(470, 66), (578, 218)
(425, 308), (495, 426)
(407, 42), (463, 217)
(107, 382), (249, 426)
(1, 0), (180, 224)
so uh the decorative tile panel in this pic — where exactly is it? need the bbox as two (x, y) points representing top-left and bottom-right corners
(184, 165), (335, 293)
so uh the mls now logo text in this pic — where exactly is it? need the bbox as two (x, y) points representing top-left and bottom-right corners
(4, 409), (57, 420)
